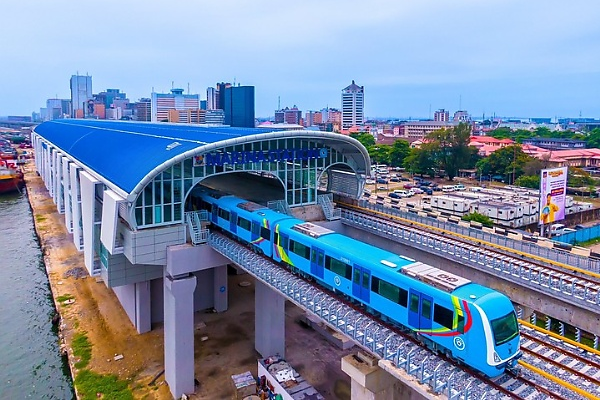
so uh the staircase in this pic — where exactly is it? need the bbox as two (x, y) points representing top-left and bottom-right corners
(185, 210), (209, 245)
(317, 193), (341, 221)
(267, 199), (293, 215)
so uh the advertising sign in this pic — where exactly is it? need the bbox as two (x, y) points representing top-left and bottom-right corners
(539, 167), (567, 225)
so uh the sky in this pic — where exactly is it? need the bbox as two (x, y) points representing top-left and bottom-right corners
(1, 0), (599, 120)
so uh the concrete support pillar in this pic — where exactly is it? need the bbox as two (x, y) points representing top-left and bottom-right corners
(255, 280), (285, 358)
(519, 305), (534, 321)
(213, 265), (228, 312)
(135, 281), (151, 334)
(164, 272), (197, 399)
(341, 353), (399, 400)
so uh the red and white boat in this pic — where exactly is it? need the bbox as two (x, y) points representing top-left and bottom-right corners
(0, 160), (24, 194)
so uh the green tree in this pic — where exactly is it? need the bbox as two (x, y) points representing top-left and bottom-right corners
(350, 132), (375, 148)
(426, 122), (472, 180)
(488, 127), (512, 139)
(368, 145), (391, 165)
(462, 212), (494, 228)
(404, 147), (436, 177)
(476, 145), (534, 184)
(585, 128), (600, 149)
(389, 139), (410, 167)
(514, 175), (540, 189)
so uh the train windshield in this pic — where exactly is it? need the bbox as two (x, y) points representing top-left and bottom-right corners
(490, 312), (519, 346)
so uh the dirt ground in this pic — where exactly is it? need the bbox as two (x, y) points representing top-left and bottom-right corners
(24, 162), (354, 400)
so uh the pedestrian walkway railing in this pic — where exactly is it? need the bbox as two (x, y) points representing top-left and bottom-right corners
(267, 199), (293, 215)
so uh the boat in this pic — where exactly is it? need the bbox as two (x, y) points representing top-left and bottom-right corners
(0, 161), (24, 194)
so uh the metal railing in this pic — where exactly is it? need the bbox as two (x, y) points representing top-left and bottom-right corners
(342, 210), (600, 312)
(184, 210), (209, 245)
(317, 193), (341, 220)
(357, 200), (600, 273)
(208, 232), (493, 400)
(267, 199), (293, 215)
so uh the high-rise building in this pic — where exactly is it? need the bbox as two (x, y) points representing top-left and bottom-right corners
(45, 98), (71, 120)
(206, 87), (216, 110)
(216, 82), (232, 111)
(151, 88), (200, 122)
(304, 111), (323, 127)
(135, 98), (152, 121)
(70, 75), (92, 118)
(274, 106), (302, 125)
(341, 80), (364, 130)
(453, 110), (470, 122)
(434, 109), (449, 122)
(223, 85), (255, 128)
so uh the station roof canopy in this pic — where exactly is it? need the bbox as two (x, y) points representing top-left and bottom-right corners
(34, 119), (369, 199)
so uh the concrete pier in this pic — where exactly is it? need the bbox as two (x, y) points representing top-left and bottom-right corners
(255, 280), (286, 358)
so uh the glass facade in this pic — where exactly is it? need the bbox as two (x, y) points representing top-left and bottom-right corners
(133, 138), (358, 229)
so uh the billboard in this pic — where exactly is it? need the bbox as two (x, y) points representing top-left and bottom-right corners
(539, 167), (567, 225)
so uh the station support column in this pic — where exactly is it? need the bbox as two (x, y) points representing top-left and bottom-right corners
(164, 271), (197, 399)
(255, 280), (285, 358)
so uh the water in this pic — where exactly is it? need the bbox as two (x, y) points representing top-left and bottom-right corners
(0, 192), (74, 399)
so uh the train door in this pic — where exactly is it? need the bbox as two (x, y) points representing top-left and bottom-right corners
(211, 204), (218, 224)
(408, 290), (433, 330)
(352, 265), (371, 303)
(230, 211), (237, 234)
(276, 232), (289, 263)
(310, 247), (324, 279)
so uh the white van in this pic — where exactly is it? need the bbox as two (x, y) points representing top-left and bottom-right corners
(550, 224), (576, 236)
(441, 185), (456, 192)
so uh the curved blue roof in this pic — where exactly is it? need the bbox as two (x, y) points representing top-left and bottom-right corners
(34, 119), (275, 194)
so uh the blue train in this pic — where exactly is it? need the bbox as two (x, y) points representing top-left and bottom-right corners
(195, 189), (521, 377)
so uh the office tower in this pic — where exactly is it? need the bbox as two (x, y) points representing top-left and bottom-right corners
(70, 75), (93, 118)
(216, 82), (232, 111)
(135, 98), (152, 121)
(341, 80), (364, 130)
(206, 87), (216, 110)
(151, 88), (200, 122)
(434, 109), (450, 122)
(274, 106), (302, 125)
(223, 85), (255, 128)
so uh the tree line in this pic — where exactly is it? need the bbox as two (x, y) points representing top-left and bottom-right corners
(351, 125), (600, 189)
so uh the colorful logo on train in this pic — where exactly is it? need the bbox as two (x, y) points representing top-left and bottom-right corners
(416, 296), (472, 338)
(273, 224), (293, 266)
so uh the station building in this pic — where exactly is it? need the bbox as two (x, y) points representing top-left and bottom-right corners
(32, 119), (370, 397)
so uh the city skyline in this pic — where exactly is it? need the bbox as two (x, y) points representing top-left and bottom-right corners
(1, 0), (599, 119)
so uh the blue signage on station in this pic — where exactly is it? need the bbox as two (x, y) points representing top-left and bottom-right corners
(194, 147), (328, 167)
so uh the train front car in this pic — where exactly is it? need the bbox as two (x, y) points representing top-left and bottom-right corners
(452, 283), (521, 377)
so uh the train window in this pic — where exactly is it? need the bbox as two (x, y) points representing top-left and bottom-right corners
(273, 232), (279, 245)
(398, 288), (408, 307)
(218, 208), (230, 221)
(237, 217), (251, 231)
(491, 312), (519, 346)
(434, 305), (453, 329)
(409, 294), (419, 313)
(362, 272), (369, 289)
(353, 268), (360, 284)
(260, 227), (270, 240)
(326, 256), (352, 279)
(252, 222), (260, 236)
(421, 299), (432, 319)
(377, 280), (400, 303)
(457, 315), (465, 334)
(290, 240), (310, 259)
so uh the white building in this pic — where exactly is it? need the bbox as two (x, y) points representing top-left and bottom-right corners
(70, 75), (92, 118)
(341, 80), (364, 130)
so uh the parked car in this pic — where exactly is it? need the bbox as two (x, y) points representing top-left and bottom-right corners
(366, 179), (375, 184)
(420, 186), (433, 195)
(403, 183), (414, 189)
(420, 181), (433, 186)
(454, 184), (466, 191)
(400, 177), (410, 181)
(442, 185), (456, 192)
(550, 224), (577, 236)
(388, 192), (401, 199)
(393, 189), (411, 198)
(376, 178), (388, 184)
(390, 177), (400, 182)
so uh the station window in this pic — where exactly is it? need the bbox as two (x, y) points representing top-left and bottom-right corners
(433, 304), (454, 329)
